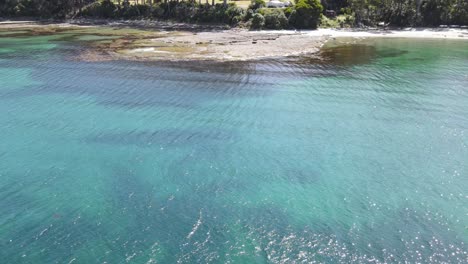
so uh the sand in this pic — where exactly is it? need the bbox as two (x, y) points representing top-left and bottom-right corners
(307, 28), (468, 40)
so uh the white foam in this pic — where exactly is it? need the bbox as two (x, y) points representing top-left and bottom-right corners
(187, 211), (203, 239)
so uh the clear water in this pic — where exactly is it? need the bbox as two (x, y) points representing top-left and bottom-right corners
(0, 34), (467, 263)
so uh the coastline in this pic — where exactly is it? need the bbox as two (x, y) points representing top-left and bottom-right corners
(1, 20), (467, 62)
(307, 27), (468, 40)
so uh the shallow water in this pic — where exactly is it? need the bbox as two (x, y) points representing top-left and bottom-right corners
(0, 33), (467, 263)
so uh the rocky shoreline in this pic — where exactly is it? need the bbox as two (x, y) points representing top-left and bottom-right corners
(108, 30), (328, 62)
(1, 20), (467, 62)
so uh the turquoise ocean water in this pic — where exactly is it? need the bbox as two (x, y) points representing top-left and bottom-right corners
(0, 33), (467, 263)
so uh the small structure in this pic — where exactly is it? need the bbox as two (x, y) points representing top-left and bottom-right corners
(325, 10), (336, 18)
(266, 0), (289, 8)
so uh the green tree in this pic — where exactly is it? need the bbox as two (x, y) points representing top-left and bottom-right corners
(420, 0), (450, 26)
(289, 0), (323, 29)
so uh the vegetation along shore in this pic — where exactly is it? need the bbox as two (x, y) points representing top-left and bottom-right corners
(1, 0), (467, 30)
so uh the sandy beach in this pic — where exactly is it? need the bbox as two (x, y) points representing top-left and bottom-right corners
(308, 27), (468, 39)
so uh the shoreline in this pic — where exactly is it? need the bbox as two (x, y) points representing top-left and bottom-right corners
(1, 20), (467, 62)
(2, 19), (467, 38)
(307, 28), (468, 40)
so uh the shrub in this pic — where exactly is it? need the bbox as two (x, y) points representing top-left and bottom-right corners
(261, 9), (288, 29)
(152, 4), (166, 18)
(13, 0), (38, 17)
(225, 5), (245, 24)
(288, 0), (323, 29)
(4, 0), (73, 17)
(319, 14), (339, 28)
(231, 15), (243, 25)
(449, 1), (468, 25)
(211, 4), (229, 23)
(320, 14), (355, 28)
(120, 4), (153, 19)
(157, 2), (177, 18)
(244, 8), (255, 21)
(251, 13), (265, 29)
(283, 6), (294, 17)
(382, 3), (417, 26)
(82, 0), (117, 18)
(194, 4), (215, 23)
(248, 0), (266, 10)
(420, 0), (450, 26)
(340, 7), (353, 16)
(337, 14), (355, 28)
(136, 4), (152, 17)
(173, 2), (196, 22)
(190, 3), (242, 25)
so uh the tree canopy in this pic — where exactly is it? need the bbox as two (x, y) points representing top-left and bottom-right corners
(0, 0), (466, 26)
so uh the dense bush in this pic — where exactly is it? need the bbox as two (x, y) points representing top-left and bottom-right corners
(82, 0), (117, 19)
(346, 0), (467, 27)
(225, 5), (245, 23)
(80, 1), (244, 25)
(192, 3), (215, 23)
(249, 0), (266, 10)
(77, 0), (320, 30)
(283, 6), (294, 17)
(2, 0), (465, 28)
(320, 13), (355, 28)
(251, 13), (266, 28)
(449, 1), (468, 25)
(289, 0), (323, 29)
(173, 2), (196, 22)
(260, 9), (289, 29)
(12, 0), (37, 17)
(337, 14), (355, 27)
(319, 14), (339, 27)
(244, 8), (255, 21)
(0, 0), (81, 18)
(420, 0), (449, 26)
(152, 4), (166, 18)
(376, 1), (418, 26)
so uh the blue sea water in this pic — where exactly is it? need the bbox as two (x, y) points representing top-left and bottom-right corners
(0, 33), (467, 263)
